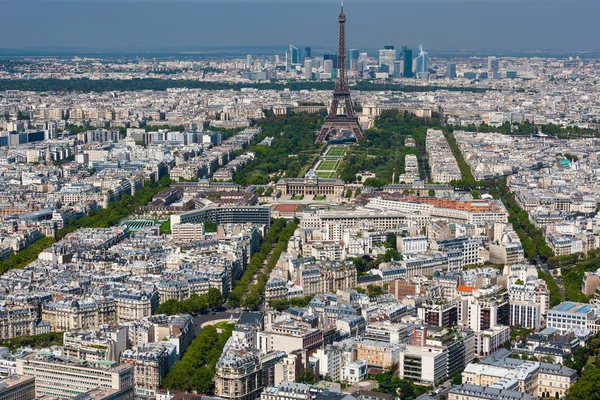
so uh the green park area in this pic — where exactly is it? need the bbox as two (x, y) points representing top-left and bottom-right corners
(316, 171), (334, 178)
(316, 160), (340, 171)
(326, 146), (347, 157)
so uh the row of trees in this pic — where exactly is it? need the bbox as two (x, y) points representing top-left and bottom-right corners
(155, 288), (224, 315)
(162, 324), (232, 394)
(537, 271), (563, 307)
(268, 296), (313, 311)
(243, 219), (299, 310)
(443, 130), (482, 190)
(547, 249), (600, 268)
(56, 175), (172, 239)
(0, 78), (490, 93)
(0, 236), (56, 274)
(492, 179), (554, 262)
(227, 219), (288, 308)
(448, 121), (599, 140)
(0, 331), (63, 351)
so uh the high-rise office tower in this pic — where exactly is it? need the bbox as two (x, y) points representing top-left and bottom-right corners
(393, 61), (403, 78)
(323, 54), (338, 69)
(290, 45), (299, 65)
(415, 44), (429, 78)
(347, 49), (359, 71)
(488, 56), (499, 77)
(304, 47), (312, 60)
(446, 62), (457, 79)
(285, 50), (292, 71)
(246, 54), (252, 68)
(402, 47), (413, 78)
(378, 46), (397, 75)
(324, 59), (334, 75)
(304, 59), (313, 80)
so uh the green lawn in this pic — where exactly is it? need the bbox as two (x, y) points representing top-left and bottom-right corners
(314, 195), (326, 200)
(316, 171), (334, 178)
(215, 321), (235, 330)
(316, 160), (339, 171)
(291, 195), (304, 200)
(326, 147), (346, 157)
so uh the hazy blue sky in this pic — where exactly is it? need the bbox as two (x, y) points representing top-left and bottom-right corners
(0, 0), (597, 52)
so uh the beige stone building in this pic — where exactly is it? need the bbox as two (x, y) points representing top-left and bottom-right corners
(0, 305), (37, 340)
(16, 352), (134, 399)
(276, 170), (345, 197)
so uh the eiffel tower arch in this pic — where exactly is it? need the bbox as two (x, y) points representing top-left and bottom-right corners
(316, 2), (365, 143)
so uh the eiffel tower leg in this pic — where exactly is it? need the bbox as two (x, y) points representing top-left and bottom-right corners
(316, 126), (331, 143)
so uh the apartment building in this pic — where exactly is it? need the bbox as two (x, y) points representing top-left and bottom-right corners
(42, 298), (117, 331)
(62, 326), (128, 362)
(546, 302), (597, 334)
(474, 325), (510, 357)
(16, 352), (134, 399)
(449, 384), (537, 400)
(0, 305), (36, 340)
(354, 340), (401, 369)
(398, 344), (448, 386)
(215, 337), (263, 400)
(120, 342), (177, 397)
(0, 375), (35, 400)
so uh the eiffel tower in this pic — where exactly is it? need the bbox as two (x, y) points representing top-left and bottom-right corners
(315, 1), (365, 143)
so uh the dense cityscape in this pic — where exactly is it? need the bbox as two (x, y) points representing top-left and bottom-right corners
(0, 3), (599, 400)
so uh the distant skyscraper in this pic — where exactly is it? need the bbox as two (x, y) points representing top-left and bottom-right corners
(347, 48), (359, 71)
(246, 54), (252, 68)
(324, 54), (338, 69)
(415, 44), (429, 78)
(324, 59), (333, 75)
(304, 58), (313, 80)
(488, 56), (500, 78)
(285, 50), (292, 71)
(304, 47), (312, 60)
(402, 47), (413, 78)
(290, 45), (299, 65)
(393, 61), (403, 78)
(446, 62), (457, 79)
(378, 46), (397, 75)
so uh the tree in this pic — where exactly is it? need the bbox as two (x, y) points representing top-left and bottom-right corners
(452, 371), (463, 385)
(385, 233), (397, 249)
(191, 366), (214, 394)
(207, 288), (223, 309)
(296, 368), (316, 384)
(383, 248), (401, 262)
(363, 178), (386, 188)
(428, 189), (436, 197)
(367, 284), (384, 297)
